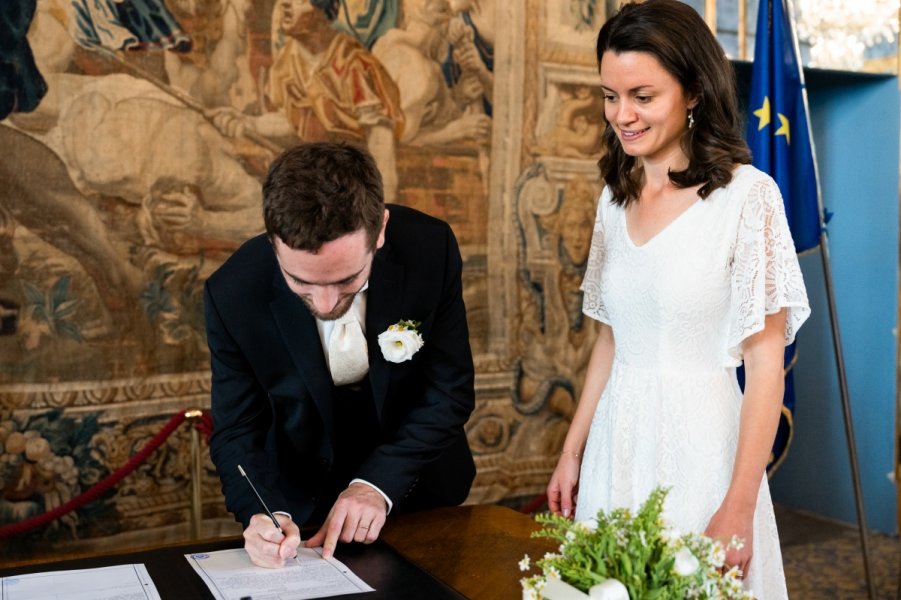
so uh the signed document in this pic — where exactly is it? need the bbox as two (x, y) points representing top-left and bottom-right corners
(185, 547), (374, 600)
(1, 564), (161, 600)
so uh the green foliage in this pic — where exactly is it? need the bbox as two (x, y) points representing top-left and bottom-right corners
(395, 319), (421, 331)
(159, 259), (205, 346)
(0, 411), (113, 541)
(141, 265), (177, 324)
(521, 487), (753, 599)
(141, 260), (206, 347)
(21, 275), (83, 342)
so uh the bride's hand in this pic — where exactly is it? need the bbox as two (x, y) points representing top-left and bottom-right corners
(546, 451), (581, 518)
(704, 500), (755, 579)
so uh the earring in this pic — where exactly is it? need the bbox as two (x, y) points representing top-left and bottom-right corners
(688, 109), (695, 129)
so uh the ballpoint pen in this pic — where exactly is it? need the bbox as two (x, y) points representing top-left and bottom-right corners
(237, 464), (284, 535)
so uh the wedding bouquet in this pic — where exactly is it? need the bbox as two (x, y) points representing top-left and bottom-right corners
(519, 487), (754, 599)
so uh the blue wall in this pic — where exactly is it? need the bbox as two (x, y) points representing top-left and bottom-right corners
(765, 72), (900, 534)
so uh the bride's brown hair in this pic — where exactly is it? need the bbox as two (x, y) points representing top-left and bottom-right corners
(597, 0), (751, 206)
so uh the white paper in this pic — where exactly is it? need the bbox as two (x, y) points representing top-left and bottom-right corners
(185, 547), (374, 600)
(1, 563), (161, 600)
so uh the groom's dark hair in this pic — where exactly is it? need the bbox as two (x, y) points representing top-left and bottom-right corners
(263, 141), (385, 252)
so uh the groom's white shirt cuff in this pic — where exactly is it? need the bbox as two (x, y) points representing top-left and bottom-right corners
(274, 479), (393, 522)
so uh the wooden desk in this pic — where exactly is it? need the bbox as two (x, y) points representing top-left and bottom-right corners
(0, 505), (555, 599)
(382, 505), (554, 600)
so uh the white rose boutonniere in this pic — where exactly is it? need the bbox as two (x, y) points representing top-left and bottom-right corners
(378, 319), (423, 363)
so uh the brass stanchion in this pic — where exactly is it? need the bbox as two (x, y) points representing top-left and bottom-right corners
(184, 409), (205, 540)
(704, 0), (716, 33)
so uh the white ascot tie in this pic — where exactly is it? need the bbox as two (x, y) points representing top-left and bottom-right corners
(327, 310), (369, 386)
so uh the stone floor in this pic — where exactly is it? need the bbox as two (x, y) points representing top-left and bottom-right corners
(776, 504), (899, 599)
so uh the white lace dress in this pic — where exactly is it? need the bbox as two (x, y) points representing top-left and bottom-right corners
(575, 165), (810, 598)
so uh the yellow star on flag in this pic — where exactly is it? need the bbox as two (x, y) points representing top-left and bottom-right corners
(753, 96), (771, 130)
(775, 113), (791, 144)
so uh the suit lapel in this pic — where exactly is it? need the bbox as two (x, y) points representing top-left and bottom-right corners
(366, 245), (404, 421)
(269, 272), (335, 437)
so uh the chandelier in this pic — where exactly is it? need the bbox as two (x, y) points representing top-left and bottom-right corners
(793, 0), (899, 70)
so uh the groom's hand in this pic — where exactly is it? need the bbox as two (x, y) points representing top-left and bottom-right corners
(304, 482), (388, 559)
(243, 513), (301, 568)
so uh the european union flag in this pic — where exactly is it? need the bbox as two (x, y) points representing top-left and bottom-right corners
(746, 0), (821, 473)
(747, 0), (820, 252)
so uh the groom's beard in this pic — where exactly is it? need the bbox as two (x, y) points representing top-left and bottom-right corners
(299, 292), (356, 322)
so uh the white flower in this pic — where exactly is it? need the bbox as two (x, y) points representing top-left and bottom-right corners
(660, 527), (681, 542)
(673, 547), (700, 576)
(708, 541), (727, 568)
(377, 320), (423, 362)
(575, 519), (597, 532)
(520, 577), (546, 600)
(522, 587), (539, 600)
(726, 573), (744, 594)
(588, 579), (629, 600)
(519, 555), (531, 572)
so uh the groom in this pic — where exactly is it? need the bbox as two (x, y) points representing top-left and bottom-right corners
(205, 142), (476, 567)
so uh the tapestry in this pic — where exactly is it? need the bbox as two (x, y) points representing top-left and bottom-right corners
(0, 0), (606, 554)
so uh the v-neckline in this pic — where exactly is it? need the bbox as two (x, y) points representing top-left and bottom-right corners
(624, 197), (701, 249)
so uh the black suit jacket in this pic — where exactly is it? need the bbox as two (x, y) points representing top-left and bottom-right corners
(204, 205), (476, 527)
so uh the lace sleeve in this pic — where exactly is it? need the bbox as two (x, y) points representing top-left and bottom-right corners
(727, 177), (811, 361)
(580, 190), (610, 323)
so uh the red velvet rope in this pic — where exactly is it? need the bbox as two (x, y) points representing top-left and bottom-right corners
(0, 410), (198, 540)
(519, 493), (548, 515)
(193, 410), (214, 445)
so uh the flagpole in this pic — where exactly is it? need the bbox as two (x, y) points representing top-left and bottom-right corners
(814, 223), (877, 600)
(782, 1), (876, 597)
(896, 12), (901, 600)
